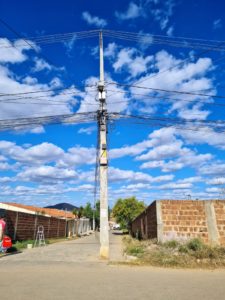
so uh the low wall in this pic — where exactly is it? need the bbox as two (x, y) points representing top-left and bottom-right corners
(131, 200), (225, 246)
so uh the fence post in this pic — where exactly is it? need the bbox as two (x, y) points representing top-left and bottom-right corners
(13, 211), (19, 240)
(72, 219), (75, 237)
(47, 218), (51, 239)
(33, 214), (38, 241)
(57, 219), (60, 238)
(65, 219), (67, 238)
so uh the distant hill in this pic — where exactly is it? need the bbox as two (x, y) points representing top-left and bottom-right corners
(45, 203), (79, 212)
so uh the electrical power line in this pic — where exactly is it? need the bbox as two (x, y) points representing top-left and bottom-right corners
(106, 81), (225, 99)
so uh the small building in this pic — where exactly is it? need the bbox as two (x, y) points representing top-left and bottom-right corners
(131, 200), (225, 246)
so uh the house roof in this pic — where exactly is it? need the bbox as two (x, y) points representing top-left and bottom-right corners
(1, 202), (76, 219)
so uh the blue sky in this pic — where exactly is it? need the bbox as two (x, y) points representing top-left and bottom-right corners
(0, 0), (225, 207)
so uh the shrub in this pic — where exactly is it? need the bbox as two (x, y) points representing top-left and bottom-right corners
(178, 244), (189, 253)
(163, 240), (179, 249)
(187, 238), (204, 251)
(127, 245), (144, 257)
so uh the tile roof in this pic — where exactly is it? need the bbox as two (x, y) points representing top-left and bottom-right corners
(3, 203), (76, 219)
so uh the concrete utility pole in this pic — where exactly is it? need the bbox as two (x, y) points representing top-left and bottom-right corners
(98, 30), (109, 259)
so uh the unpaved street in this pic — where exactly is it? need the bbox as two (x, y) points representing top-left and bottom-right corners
(1, 232), (225, 300)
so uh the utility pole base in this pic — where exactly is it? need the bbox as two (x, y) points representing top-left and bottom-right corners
(100, 246), (109, 259)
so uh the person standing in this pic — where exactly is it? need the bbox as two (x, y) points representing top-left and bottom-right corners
(0, 215), (6, 252)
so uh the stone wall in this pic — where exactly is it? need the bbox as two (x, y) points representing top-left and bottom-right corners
(131, 200), (225, 245)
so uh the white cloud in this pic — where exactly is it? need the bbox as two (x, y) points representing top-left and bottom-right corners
(0, 63), (79, 120)
(128, 50), (214, 118)
(32, 57), (52, 72)
(207, 177), (225, 185)
(0, 140), (98, 170)
(110, 127), (176, 160)
(137, 140), (183, 161)
(82, 11), (107, 27)
(213, 19), (222, 30)
(139, 137), (212, 172)
(148, 0), (176, 31)
(0, 162), (12, 170)
(17, 165), (78, 183)
(64, 34), (77, 52)
(177, 176), (203, 184)
(66, 184), (94, 192)
(200, 163), (225, 176)
(178, 127), (225, 150)
(109, 166), (173, 183)
(0, 142), (64, 165)
(113, 47), (153, 77)
(166, 26), (174, 36)
(157, 182), (193, 190)
(115, 2), (145, 20)
(205, 187), (220, 193)
(122, 183), (151, 192)
(0, 38), (34, 63)
(57, 146), (96, 167)
(104, 43), (118, 58)
(115, 0), (176, 31)
(78, 126), (96, 135)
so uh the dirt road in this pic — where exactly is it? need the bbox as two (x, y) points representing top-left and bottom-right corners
(1, 232), (225, 300)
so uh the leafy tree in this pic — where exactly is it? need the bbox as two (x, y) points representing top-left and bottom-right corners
(112, 197), (146, 230)
(83, 202), (93, 219)
(94, 201), (100, 229)
(72, 201), (110, 230)
(72, 208), (79, 216)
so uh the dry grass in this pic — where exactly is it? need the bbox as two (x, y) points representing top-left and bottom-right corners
(123, 236), (225, 269)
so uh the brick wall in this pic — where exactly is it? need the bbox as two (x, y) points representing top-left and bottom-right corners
(214, 201), (225, 245)
(5, 209), (66, 241)
(131, 201), (157, 239)
(131, 200), (225, 246)
(160, 200), (209, 243)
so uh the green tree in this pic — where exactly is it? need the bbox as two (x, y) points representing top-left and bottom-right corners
(112, 197), (146, 230)
(94, 201), (100, 229)
(83, 202), (93, 219)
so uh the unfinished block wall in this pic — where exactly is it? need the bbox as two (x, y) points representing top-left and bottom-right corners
(131, 201), (157, 239)
(214, 201), (225, 245)
(131, 200), (225, 246)
(159, 200), (209, 243)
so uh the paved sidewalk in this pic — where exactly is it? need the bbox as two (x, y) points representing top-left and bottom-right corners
(0, 230), (124, 264)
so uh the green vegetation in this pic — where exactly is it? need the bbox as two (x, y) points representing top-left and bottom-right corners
(112, 197), (146, 230)
(72, 201), (110, 229)
(123, 236), (225, 268)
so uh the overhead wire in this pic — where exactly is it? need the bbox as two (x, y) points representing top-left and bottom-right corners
(105, 89), (225, 108)
(112, 113), (225, 134)
(106, 81), (225, 99)
(0, 111), (97, 132)
(0, 30), (100, 48)
(103, 30), (225, 100)
(0, 83), (97, 98)
(0, 17), (58, 67)
(0, 17), (87, 84)
(103, 30), (225, 52)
